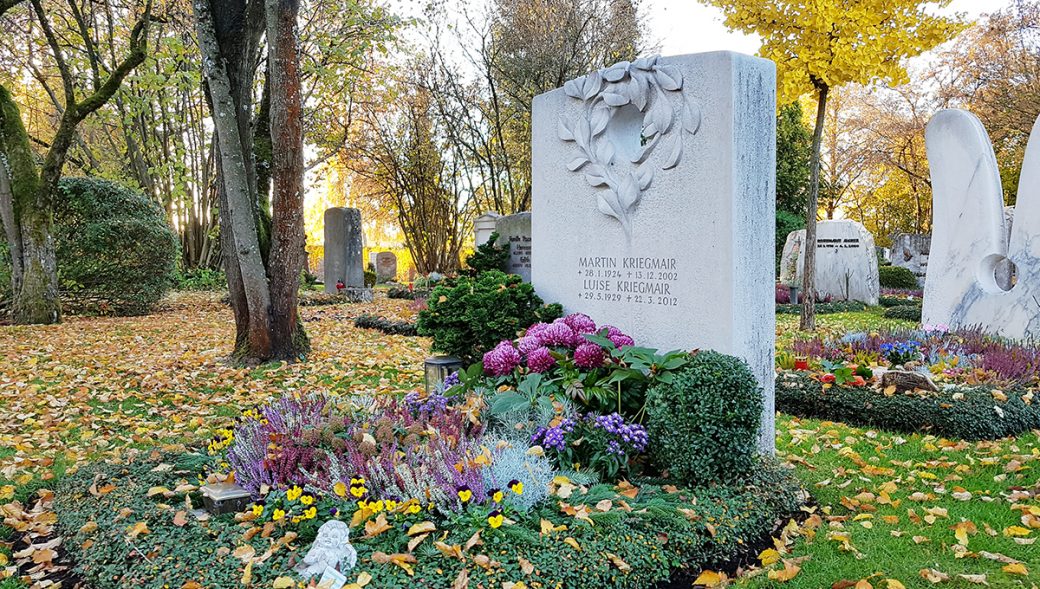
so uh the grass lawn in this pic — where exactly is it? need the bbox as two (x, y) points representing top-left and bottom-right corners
(1, 300), (1037, 587)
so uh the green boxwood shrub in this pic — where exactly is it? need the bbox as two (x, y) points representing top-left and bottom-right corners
(879, 295), (917, 307)
(52, 453), (802, 589)
(879, 266), (919, 289)
(646, 351), (763, 486)
(417, 270), (562, 363)
(883, 304), (922, 322)
(55, 177), (178, 315)
(776, 301), (867, 315)
(355, 314), (418, 336)
(776, 372), (1040, 440)
(465, 231), (510, 275)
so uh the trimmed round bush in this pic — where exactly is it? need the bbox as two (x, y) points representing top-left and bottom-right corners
(879, 265), (919, 289)
(55, 177), (178, 315)
(884, 304), (922, 322)
(646, 351), (763, 486)
(417, 270), (562, 363)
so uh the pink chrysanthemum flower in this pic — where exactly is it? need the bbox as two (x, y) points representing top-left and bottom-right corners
(526, 347), (556, 373)
(574, 342), (605, 369)
(563, 313), (597, 335)
(483, 340), (521, 376)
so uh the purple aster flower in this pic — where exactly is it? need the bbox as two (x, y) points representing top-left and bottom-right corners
(517, 335), (542, 356)
(563, 313), (597, 335)
(574, 342), (605, 369)
(526, 347), (556, 373)
(483, 340), (521, 376)
(443, 371), (461, 388)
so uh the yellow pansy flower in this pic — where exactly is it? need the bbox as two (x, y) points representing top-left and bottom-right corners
(487, 510), (504, 529)
(300, 494), (314, 506)
(272, 509), (286, 521)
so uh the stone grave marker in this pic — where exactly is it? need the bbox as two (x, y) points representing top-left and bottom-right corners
(375, 251), (398, 283)
(323, 207), (364, 293)
(495, 212), (532, 282)
(889, 232), (930, 287)
(923, 109), (1040, 338)
(531, 51), (777, 451)
(780, 221), (880, 305)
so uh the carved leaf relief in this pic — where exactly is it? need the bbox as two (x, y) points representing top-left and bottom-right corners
(556, 55), (703, 236)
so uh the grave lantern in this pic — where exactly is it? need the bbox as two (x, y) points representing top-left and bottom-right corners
(424, 356), (462, 394)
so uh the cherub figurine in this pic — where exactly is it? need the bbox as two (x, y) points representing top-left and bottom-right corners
(295, 520), (357, 579)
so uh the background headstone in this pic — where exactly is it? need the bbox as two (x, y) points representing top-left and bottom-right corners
(889, 232), (931, 287)
(473, 212), (502, 246)
(783, 221), (880, 305)
(375, 252), (398, 283)
(532, 51), (777, 452)
(495, 212), (532, 282)
(323, 207), (364, 293)
(778, 231), (804, 287)
(922, 110), (1040, 339)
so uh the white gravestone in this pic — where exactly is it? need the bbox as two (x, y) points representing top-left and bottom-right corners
(779, 231), (805, 287)
(495, 212), (532, 282)
(473, 212), (502, 247)
(923, 110), (1040, 338)
(782, 222), (880, 305)
(532, 52), (777, 452)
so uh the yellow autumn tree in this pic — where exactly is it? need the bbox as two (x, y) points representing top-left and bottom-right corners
(706, 0), (964, 330)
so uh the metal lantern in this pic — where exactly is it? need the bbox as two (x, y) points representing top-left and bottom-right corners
(424, 355), (463, 394)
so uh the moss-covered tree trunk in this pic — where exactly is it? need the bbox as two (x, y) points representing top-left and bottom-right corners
(0, 84), (61, 324)
(0, 0), (148, 325)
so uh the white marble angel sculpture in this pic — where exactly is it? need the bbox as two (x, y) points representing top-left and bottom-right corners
(295, 520), (358, 578)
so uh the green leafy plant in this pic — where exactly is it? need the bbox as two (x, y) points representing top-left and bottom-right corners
(465, 231), (510, 275)
(884, 304), (922, 322)
(354, 314), (418, 336)
(175, 268), (227, 291)
(416, 271), (561, 363)
(646, 351), (762, 486)
(879, 266), (919, 289)
(54, 177), (179, 316)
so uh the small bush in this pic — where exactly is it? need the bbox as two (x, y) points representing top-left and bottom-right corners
(465, 231), (509, 275)
(879, 266), (919, 289)
(417, 270), (562, 363)
(354, 314), (419, 336)
(776, 301), (867, 315)
(776, 372), (1040, 440)
(884, 304), (922, 322)
(55, 177), (178, 315)
(364, 269), (377, 287)
(175, 268), (226, 291)
(646, 351), (762, 486)
(878, 295), (917, 307)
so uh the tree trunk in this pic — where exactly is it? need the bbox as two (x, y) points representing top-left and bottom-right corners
(195, 0), (274, 360)
(0, 84), (61, 324)
(265, 0), (309, 359)
(801, 83), (829, 332)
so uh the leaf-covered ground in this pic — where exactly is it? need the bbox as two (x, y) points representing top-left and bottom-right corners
(0, 293), (427, 488)
(1, 300), (1038, 588)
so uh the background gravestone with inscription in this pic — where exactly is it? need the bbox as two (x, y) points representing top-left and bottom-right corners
(531, 51), (777, 452)
(323, 207), (364, 293)
(494, 212), (532, 282)
(783, 221), (880, 305)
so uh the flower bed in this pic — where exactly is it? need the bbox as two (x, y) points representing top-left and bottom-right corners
(777, 326), (1040, 439)
(41, 313), (803, 588)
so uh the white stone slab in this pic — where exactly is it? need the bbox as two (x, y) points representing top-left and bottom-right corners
(782, 221), (880, 305)
(473, 212), (501, 246)
(923, 109), (1040, 338)
(531, 51), (777, 452)
(890, 233), (930, 286)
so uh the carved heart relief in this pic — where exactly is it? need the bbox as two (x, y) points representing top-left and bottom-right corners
(558, 55), (702, 237)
